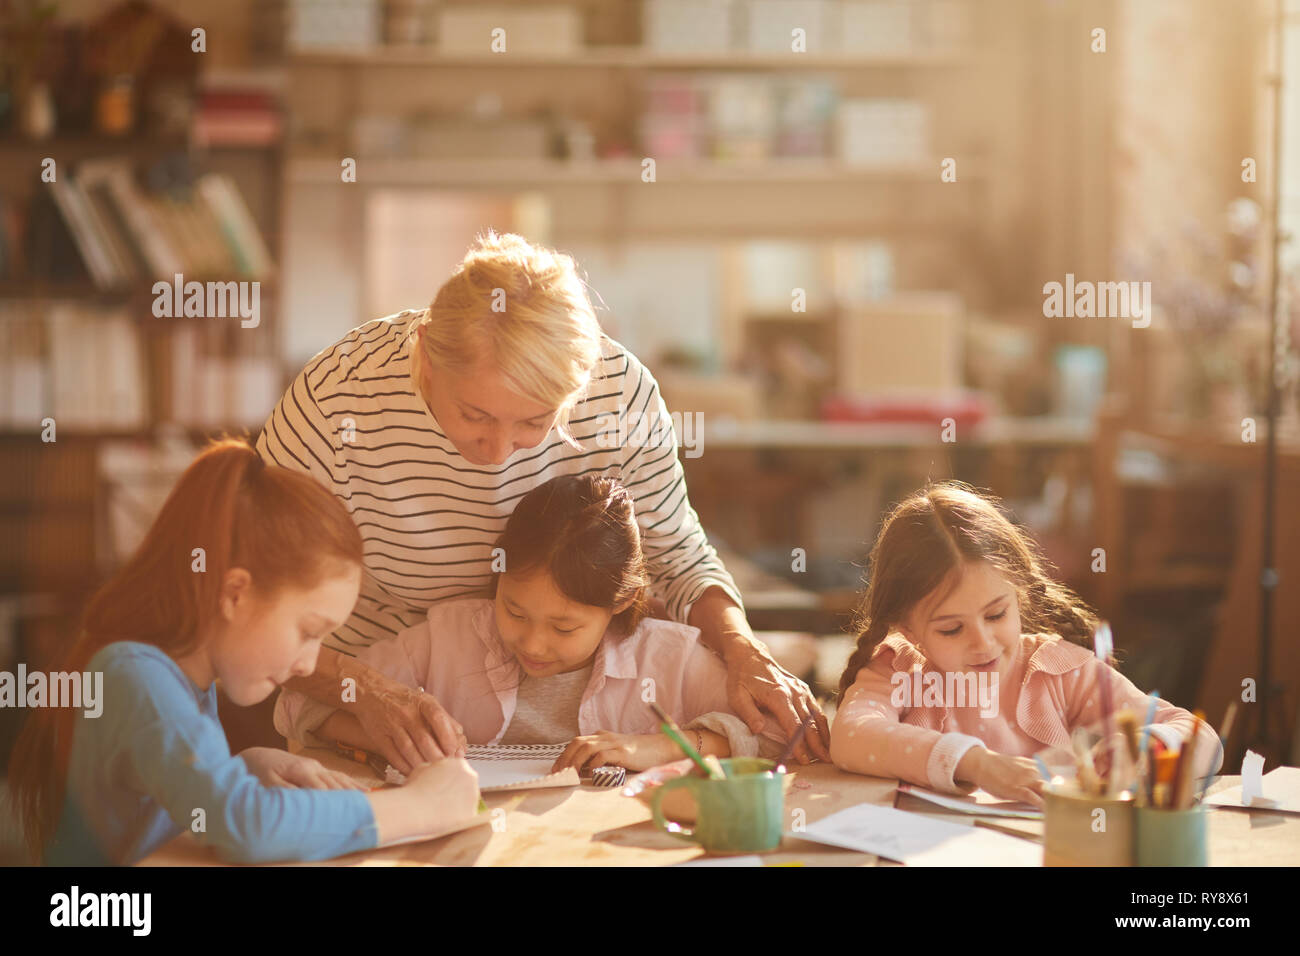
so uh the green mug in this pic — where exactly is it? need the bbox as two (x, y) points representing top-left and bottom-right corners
(1134, 806), (1208, 867)
(649, 757), (786, 854)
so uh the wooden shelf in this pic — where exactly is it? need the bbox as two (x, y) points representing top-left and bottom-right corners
(698, 417), (1094, 450)
(0, 425), (262, 441)
(0, 134), (190, 156)
(0, 278), (276, 301)
(289, 46), (976, 70)
(285, 155), (981, 187)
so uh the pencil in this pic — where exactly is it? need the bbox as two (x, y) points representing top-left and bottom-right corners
(1033, 754), (1052, 783)
(648, 701), (724, 779)
(1172, 711), (1205, 809)
(772, 723), (808, 773)
(1136, 691), (1161, 806)
(1093, 622), (1117, 794)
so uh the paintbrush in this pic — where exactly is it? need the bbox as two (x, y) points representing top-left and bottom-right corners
(1171, 710), (1205, 809)
(1093, 622), (1118, 794)
(1116, 708), (1141, 794)
(648, 701), (725, 779)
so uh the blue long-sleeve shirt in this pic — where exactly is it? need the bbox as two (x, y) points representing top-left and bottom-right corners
(44, 641), (378, 865)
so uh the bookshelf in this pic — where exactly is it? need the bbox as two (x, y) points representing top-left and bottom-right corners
(286, 47), (976, 70)
(0, 72), (286, 630)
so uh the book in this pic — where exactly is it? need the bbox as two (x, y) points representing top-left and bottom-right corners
(795, 803), (1042, 866)
(198, 174), (275, 278)
(383, 743), (582, 793)
(45, 304), (147, 429)
(76, 171), (147, 283)
(48, 181), (116, 287)
(102, 163), (186, 278)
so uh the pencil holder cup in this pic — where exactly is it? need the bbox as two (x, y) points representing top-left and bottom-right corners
(1043, 784), (1135, 866)
(1134, 806), (1208, 867)
(649, 757), (786, 854)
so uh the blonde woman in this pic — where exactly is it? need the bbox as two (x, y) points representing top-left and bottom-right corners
(257, 233), (829, 772)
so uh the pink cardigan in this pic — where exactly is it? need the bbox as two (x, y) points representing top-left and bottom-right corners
(830, 632), (1223, 793)
(275, 597), (786, 757)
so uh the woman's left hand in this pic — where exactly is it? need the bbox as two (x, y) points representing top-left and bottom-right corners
(552, 732), (676, 774)
(723, 643), (830, 764)
(240, 746), (366, 790)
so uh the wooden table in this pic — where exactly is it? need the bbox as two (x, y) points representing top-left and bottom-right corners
(139, 751), (1299, 866)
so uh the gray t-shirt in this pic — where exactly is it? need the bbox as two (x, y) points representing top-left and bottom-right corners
(499, 663), (594, 744)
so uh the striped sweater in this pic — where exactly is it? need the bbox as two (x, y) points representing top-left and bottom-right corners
(255, 308), (741, 655)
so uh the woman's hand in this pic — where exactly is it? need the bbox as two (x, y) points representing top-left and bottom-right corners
(690, 588), (830, 763)
(958, 747), (1045, 807)
(723, 642), (830, 764)
(404, 758), (481, 832)
(553, 732), (678, 774)
(239, 747), (365, 790)
(354, 680), (468, 774)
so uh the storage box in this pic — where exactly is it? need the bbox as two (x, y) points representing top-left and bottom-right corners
(837, 98), (929, 166)
(654, 371), (762, 422)
(438, 6), (581, 56)
(289, 0), (381, 50)
(644, 0), (740, 54)
(744, 0), (837, 54)
(837, 292), (964, 395)
(838, 1), (913, 55)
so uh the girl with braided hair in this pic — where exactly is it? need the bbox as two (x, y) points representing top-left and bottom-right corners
(830, 482), (1220, 805)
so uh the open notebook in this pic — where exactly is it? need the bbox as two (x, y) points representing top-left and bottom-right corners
(385, 743), (581, 792)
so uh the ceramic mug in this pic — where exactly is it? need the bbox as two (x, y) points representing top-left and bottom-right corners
(649, 757), (786, 853)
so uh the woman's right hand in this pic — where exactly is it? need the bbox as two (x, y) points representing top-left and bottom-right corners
(405, 758), (481, 831)
(354, 680), (467, 773)
(959, 748), (1045, 807)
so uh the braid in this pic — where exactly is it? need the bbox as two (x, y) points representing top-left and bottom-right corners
(837, 618), (892, 701)
(1021, 577), (1099, 648)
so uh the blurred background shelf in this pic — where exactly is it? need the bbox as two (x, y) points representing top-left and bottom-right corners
(287, 47), (977, 70)
(285, 156), (984, 185)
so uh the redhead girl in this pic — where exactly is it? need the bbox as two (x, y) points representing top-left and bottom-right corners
(276, 474), (787, 771)
(8, 440), (478, 865)
(830, 482), (1222, 806)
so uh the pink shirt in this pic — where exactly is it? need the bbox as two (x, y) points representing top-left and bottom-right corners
(830, 632), (1223, 793)
(276, 598), (786, 757)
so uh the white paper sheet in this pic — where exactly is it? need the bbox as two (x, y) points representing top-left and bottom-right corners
(897, 783), (1044, 820)
(1206, 765), (1300, 813)
(1241, 750), (1265, 804)
(794, 803), (1041, 866)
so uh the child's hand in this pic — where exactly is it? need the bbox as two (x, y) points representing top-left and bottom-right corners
(958, 748), (1045, 807)
(1090, 732), (1130, 781)
(239, 747), (365, 790)
(553, 732), (677, 773)
(405, 757), (480, 830)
